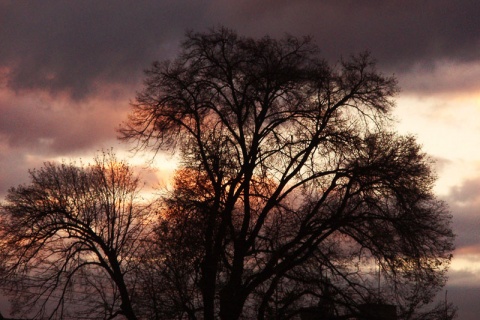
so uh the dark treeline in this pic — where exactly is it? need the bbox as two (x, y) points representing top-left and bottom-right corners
(0, 28), (455, 320)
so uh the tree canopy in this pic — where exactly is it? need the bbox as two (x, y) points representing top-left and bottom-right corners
(119, 28), (455, 320)
(0, 152), (152, 320)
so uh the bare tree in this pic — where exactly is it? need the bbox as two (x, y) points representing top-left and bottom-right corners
(0, 151), (152, 320)
(120, 27), (455, 320)
(134, 168), (205, 320)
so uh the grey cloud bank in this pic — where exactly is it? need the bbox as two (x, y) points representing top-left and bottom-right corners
(1, 1), (480, 97)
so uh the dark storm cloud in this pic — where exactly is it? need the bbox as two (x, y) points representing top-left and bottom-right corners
(208, 0), (480, 68)
(1, 0), (480, 98)
(0, 0), (209, 98)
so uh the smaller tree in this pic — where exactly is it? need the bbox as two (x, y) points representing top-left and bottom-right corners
(0, 151), (152, 320)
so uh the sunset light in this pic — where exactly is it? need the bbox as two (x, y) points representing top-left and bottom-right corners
(1, 1), (480, 319)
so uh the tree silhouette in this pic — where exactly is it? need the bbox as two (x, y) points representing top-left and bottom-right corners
(120, 28), (455, 320)
(0, 152), (152, 320)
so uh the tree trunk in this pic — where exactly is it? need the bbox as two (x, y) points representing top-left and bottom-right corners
(108, 252), (138, 320)
(201, 255), (217, 320)
(219, 284), (245, 320)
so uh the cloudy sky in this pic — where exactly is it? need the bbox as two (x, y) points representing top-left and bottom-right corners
(1, 1), (480, 318)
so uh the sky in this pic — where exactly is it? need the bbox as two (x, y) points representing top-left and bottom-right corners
(1, 0), (480, 318)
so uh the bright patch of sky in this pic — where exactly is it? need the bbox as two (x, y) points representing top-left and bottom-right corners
(395, 95), (480, 195)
